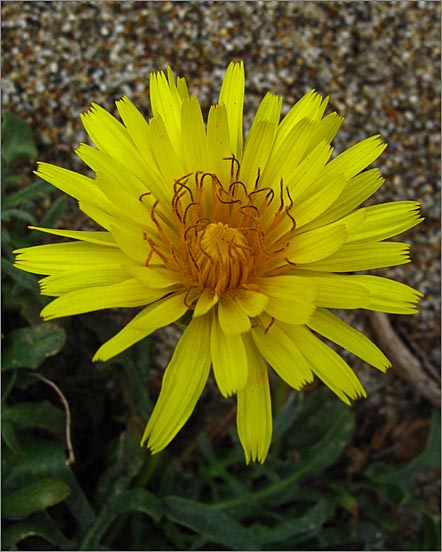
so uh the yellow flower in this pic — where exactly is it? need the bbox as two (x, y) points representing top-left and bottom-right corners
(14, 61), (423, 463)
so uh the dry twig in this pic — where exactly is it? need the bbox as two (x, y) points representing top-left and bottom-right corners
(30, 372), (75, 465)
(368, 311), (440, 408)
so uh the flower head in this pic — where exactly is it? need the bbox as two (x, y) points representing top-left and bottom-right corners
(14, 61), (423, 463)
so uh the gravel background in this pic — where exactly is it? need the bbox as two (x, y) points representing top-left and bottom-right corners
(2, 0), (440, 452)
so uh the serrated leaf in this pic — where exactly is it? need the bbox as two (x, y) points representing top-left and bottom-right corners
(164, 496), (259, 550)
(2, 401), (65, 434)
(2, 323), (66, 371)
(3, 477), (71, 520)
(80, 489), (162, 550)
(3, 179), (52, 210)
(1, 111), (37, 166)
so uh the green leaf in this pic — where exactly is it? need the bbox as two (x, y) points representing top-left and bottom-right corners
(80, 489), (162, 550)
(3, 179), (52, 210)
(1, 208), (37, 225)
(1, 111), (37, 166)
(416, 511), (441, 551)
(1, 257), (40, 294)
(251, 499), (335, 545)
(272, 391), (304, 440)
(3, 477), (71, 520)
(164, 496), (259, 550)
(123, 355), (153, 419)
(1, 512), (74, 550)
(95, 429), (145, 506)
(2, 323), (66, 371)
(3, 436), (96, 532)
(2, 401), (65, 434)
(1, 420), (21, 456)
(211, 405), (354, 517)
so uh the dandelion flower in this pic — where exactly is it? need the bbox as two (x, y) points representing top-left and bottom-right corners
(14, 61), (423, 463)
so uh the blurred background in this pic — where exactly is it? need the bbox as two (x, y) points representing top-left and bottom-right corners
(2, 1), (440, 550)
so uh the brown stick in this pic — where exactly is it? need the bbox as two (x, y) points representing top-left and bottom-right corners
(367, 311), (440, 407)
(30, 373), (75, 465)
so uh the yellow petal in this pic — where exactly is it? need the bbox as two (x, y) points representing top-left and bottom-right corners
(276, 89), (328, 149)
(28, 226), (115, 247)
(252, 321), (313, 389)
(235, 288), (269, 317)
(78, 199), (119, 231)
(287, 140), (333, 199)
(241, 92), (281, 187)
(285, 224), (347, 265)
(303, 169), (384, 230)
(257, 276), (317, 325)
(315, 278), (369, 309)
(351, 275), (423, 314)
(148, 115), (186, 188)
(219, 61), (245, 159)
(236, 334), (272, 464)
(306, 112), (344, 152)
(93, 292), (187, 362)
(240, 120), (278, 189)
(80, 103), (148, 183)
(217, 293), (251, 334)
(207, 103), (232, 183)
(141, 315), (211, 452)
(41, 279), (163, 320)
(180, 96), (209, 170)
(305, 169), (384, 230)
(292, 172), (347, 228)
(321, 135), (387, 181)
(210, 315), (248, 397)
(35, 162), (111, 208)
(75, 145), (154, 227)
(285, 325), (367, 405)
(115, 96), (157, 171)
(13, 241), (128, 275)
(194, 289), (219, 317)
(346, 201), (423, 243)
(280, 273), (369, 309)
(127, 266), (181, 290)
(109, 222), (155, 265)
(301, 242), (411, 272)
(308, 308), (391, 371)
(149, 68), (183, 151)
(39, 267), (131, 296)
(262, 118), (317, 193)
(176, 72), (190, 101)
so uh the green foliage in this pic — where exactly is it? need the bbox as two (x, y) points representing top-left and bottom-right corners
(3, 478), (72, 521)
(2, 113), (440, 551)
(2, 112), (38, 167)
(2, 324), (66, 371)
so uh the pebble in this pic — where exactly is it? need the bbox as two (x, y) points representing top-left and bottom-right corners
(2, 2), (440, 372)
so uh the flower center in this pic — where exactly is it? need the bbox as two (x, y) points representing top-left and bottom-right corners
(141, 156), (297, 306)
(191, 222), (250, 295)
